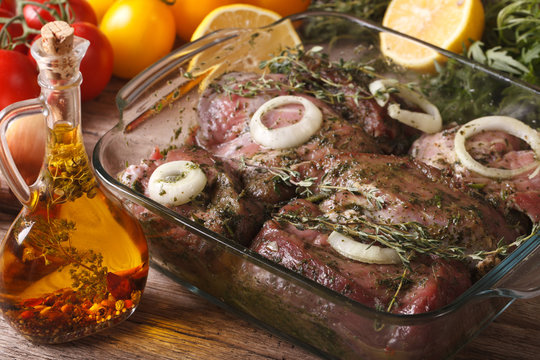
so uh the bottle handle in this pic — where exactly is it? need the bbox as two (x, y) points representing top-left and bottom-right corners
(0, 98), (44, 207)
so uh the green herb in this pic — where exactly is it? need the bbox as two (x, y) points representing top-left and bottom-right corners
(385, 267), (409, 312)
(275, 212), (539, 270)
(306, 0), (392, 41)
(46, 125), (97, 205)
(469, 223), (540, 260)
(319, 183), (386, 210)
(18, 216), (108, 299)
(486, 0), (539, 84)
(262, 47), (377, 106)
(219, 47), (380, 121)
(423, 0), (540, 125)
(243, 161), (318, 196)
(274, 212), (467, 268)
(468, 41), (529, 76)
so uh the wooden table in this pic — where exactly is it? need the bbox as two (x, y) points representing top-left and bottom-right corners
(1, 77), (539, 360)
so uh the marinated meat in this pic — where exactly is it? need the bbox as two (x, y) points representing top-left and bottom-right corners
(120, 145), (264, 247)
(197, 72), (381, 203)
(121, 47), (536, 322)
(250, 199), (472, 314)
(197, 72), (380, 160)
(410, 125), (540, 222)
(315, 153), (520, 251)
(250, 153), (522, 313)
(287, 50), (416, 154)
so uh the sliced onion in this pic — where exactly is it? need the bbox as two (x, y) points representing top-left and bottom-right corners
(454, 116), (540, 179)
(148, 160), (207, 206)
(327, 231), (401, 265)
(369, 78), (397, 107)
(249, 95), (323, 149)
(369, 79), (442, 134)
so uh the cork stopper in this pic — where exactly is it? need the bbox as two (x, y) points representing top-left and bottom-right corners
(41, 21), (74, 55)
(40, 21), (76, 80)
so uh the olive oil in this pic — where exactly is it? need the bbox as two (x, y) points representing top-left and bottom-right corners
(0, 21), (148, 343)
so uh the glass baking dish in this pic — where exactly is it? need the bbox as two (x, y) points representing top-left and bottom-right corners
(93, 11), (540, 360)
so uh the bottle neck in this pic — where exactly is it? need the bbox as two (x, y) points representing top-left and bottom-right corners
(40, 75), (83, 132)
(31, 36), (89, 135)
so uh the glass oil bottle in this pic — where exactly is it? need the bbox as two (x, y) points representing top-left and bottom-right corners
(0, 21), (149, 343)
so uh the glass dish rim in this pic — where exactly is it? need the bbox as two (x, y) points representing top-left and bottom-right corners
(93, 10), (540, 324)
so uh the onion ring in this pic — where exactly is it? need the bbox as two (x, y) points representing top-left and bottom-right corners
(327, 231), (401, 265)
(454, 116), (540, 179)
(250, 95), (323, 149)
(369, 79), (442, 134)
(148, 160), (207, 206)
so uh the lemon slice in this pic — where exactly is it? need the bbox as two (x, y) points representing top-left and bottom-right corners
(187, 4), (302, 91)
(380, 0), (485, 72)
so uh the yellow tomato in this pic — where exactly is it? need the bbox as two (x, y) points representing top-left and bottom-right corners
(100, 0), (176, 79)
(87, 0), (117, 23)
(249, 0), (311, 17)
(170, 0), (236, 42)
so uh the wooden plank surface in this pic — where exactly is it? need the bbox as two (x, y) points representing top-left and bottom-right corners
(1, 77), (540, 360)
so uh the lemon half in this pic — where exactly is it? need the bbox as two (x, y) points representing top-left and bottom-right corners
(187, 4), (302, 91)
(380, 0), (485, 72)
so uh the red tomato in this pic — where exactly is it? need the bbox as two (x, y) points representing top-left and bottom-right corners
(0, 9), (28, 54)
(0, 50), (40, 110)
(66, 0), (98, 24)
(72, 22), (113, 101)
(0, 0), (15, 13)
(23, 0), (97, 30)
(27, 35), (41, 68)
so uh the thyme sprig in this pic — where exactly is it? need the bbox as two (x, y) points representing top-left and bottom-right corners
(469, 223), (540, 261)
(241, 157), (318, 196)
(274, 212), (467, 268)
(386, 267), (409, 312)
(319, 182), (386, 210)
(260, 47), (377, 107)
(17, 216), (108, 299)
(275, 212), (540, 269)
(268, 167), (318, 196)
(46, 125), (97, 205)
(220, 46), (380, 107)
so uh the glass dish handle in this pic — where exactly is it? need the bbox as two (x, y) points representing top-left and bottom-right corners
(116, 28), (242, 113)
(490, 236), (540, 299)
(0, 99), (44, 207)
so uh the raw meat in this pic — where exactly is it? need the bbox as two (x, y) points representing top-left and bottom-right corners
(410, 125), (540, 222)
(250, 153), (522, 314)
